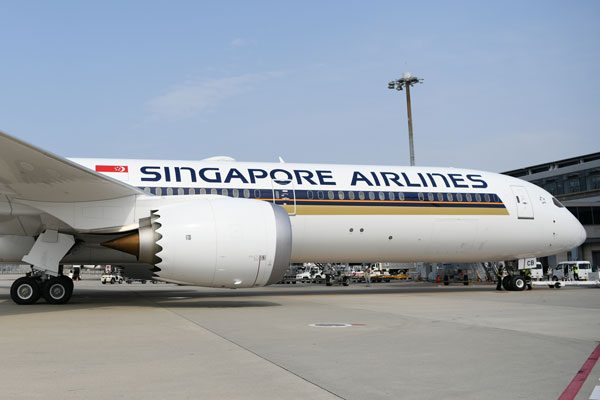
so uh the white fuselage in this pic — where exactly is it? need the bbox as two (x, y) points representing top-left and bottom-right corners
(61, 158), (586, 263)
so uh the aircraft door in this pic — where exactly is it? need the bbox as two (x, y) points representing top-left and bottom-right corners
(271, 172), (296, 215)
(510, 186), (534, 219)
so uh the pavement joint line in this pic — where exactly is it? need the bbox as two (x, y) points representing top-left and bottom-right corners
(130, 287), (346, 400)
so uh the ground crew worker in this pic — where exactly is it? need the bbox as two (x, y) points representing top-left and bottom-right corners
(364, 265), (371, 287)
(496, 264), (504, 291)
(573, 264), (579, 281)
(522, 268), (533, 290)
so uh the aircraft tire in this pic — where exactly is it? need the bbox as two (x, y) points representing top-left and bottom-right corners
(502, 276), (513, 291)
(42, 276), (73, 304)
(511, 276), (526, 291)
(11, 277), (41, 305)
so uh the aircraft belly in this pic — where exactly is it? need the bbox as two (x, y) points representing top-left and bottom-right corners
(289, 214), (539, 263)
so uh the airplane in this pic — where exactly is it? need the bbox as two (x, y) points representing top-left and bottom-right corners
(0, 130), (586, 304)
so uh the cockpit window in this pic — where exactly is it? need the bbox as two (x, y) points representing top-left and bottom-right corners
(552, 197), (565, 208)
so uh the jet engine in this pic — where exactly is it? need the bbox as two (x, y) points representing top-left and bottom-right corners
(103, 198), (292, 288)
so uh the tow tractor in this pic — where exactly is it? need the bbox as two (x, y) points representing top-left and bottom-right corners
(501, 259), (600, 290)
(531, 270), (600, 289)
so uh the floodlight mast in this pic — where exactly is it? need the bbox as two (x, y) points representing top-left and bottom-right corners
(388, 73), (423, 166)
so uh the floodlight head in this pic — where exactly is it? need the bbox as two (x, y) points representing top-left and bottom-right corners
(388, 81), (395, 89)
(403, 72), (412, 80)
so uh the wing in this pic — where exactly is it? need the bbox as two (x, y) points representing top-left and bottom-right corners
(0, 130), (143, 202)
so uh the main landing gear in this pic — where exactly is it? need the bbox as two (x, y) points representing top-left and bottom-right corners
(10, 274), (74, 305)
(11, 229), (76, 305)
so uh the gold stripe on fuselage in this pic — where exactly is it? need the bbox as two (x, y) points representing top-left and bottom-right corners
(279, 204), (509, 216)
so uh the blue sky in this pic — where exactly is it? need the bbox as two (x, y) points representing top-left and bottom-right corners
(0, 1), (598, 171)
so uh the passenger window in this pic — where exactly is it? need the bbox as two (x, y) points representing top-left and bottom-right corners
(348, 191), (355, 200)
(358, 192), (366, 200)
(177, 188), (185, 196)
(398, 192), (405, 201)
(144, 187), (152, 194)
(327, 191), (335, 200)
(222, 188), (229, 197)
(475, 193), (482, 202)
(427, 193), (434, 201)
(317, 191), (325, 200)
(388, 192), (395, 200)
(243, 189), (250, 198)
(484, 194), (491, 202)
(307, 190), (314, 199)
(456, 193), (463, 202)
(418, 192), (424, 201)
(254, 189), (261, 198)
(368, 191), (375, 200)
(466, 193), (472, 202)
(437, 193), (444, 201)
(338, 191), (345, 200)
(379, 192), (386, 201)
(232, 189), (239, 198)
(210, 188), (218, 195)
(166, 187), (173, 196)
(447, 193), (453, 202)
(155, 187), (163, 196)
(199, 188), (206, 195)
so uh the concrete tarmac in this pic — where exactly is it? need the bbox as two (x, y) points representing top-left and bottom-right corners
(0, 278), (599, 400)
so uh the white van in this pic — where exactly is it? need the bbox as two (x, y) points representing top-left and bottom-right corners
(550, 261), (594, 281)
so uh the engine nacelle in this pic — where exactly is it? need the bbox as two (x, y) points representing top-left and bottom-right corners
(104, 198), (292, 288)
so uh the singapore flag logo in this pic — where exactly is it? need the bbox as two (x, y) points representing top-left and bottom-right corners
(95, 165), (130, 181)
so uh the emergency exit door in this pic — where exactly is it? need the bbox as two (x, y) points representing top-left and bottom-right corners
(271, 179), (296, 215)
(510, 186), (534, 219)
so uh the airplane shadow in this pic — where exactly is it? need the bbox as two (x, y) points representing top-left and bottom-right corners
(0, 281), (499, 316)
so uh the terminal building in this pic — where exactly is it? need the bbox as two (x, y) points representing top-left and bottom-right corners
(503, 152), (600, 270)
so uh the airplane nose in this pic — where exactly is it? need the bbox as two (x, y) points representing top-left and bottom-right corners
(576, 220), (586, 246)
(569, 215), (587, 248)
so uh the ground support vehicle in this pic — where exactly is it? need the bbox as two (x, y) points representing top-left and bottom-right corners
(280, 272), (298, 284)
(533, 271), (600, 289)
(442, 269), (470, 286)
(531, 279), (600, 289)
(101, 274), (124, 284)
(324, 264), (351, 286)
(370, 270), (391, 283)
(295, 266), (325, 284)
(549, 261), (594, 281)
(385, 272), (410, 281)
(125, 278), (157, 284)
